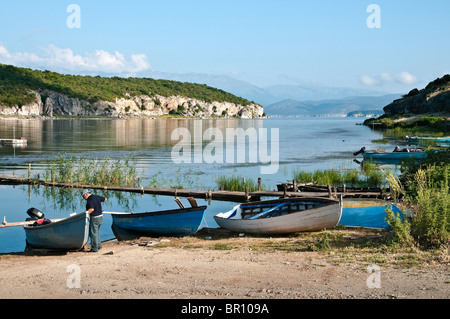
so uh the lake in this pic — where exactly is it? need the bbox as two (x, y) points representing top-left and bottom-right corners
(0, 117), (399, 253)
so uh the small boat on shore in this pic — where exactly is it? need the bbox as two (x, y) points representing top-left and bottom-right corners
(111, 200), (207, 240)
(24, 212), (89, 250)
(340, 199), (403, 229)
(214, 197), (342, 235)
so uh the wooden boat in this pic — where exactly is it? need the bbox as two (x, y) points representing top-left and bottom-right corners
(339, 199), (403, 229)
(354, 146), (426, 163)
(111, 203), (207, 240)
(0, 137), (27, 145)
(24, 212), (89, 250)
(213, 197), (342, 235)
(363, 149), (426, 163)
(406, 136), (450, 145)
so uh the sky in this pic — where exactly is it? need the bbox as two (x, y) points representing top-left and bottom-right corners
(0, 0), (449, 93)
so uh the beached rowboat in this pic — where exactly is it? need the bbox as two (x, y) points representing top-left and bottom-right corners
(214, 197), (342, 235)
(24, 212), (89, 250)
(339, 199), (404, 229)
(111, 205), (207, 240)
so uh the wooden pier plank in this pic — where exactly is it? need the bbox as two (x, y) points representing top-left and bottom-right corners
(0, 175), (390, 201)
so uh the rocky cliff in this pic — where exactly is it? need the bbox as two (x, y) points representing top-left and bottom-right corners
(0, 64), (264, 119)
(0, 90), (264, 119)
(383, 74), (450, 116)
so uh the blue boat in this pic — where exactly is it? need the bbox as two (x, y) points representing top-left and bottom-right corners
(111, 204), (207, 240)
(339, 199), (403, 229)
(354, 146), (427, 164)
(363, 149), (427, 163)
(23, 212), (89, 250)
(406, 136), (450, 145)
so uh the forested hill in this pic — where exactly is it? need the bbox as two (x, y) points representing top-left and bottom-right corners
(0, 64), (254, 108)
(383, 74), (450, 116)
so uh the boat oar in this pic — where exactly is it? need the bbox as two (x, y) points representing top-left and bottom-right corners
(0, 217), (64, 228)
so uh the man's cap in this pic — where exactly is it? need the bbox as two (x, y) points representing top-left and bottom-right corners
(82, 189), (91, 196)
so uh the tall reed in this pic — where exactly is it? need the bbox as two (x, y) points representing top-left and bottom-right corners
(293, 163), (384, 188)
(216, 175), (267, 192)
(385, 164), (449, 248)
(40, 153), (140, 187)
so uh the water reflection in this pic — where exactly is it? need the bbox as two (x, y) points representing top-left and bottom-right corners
(0, 118), (264, 152)
(25, 185), (146, 213)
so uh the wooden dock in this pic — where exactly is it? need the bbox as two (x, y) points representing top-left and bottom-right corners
(0, 174), (391, 202)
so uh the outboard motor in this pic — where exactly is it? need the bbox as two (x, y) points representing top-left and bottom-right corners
(353, 147), (366, 156)
(26, 208), (45, 220)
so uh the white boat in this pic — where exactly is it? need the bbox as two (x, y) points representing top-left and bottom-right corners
(214, 197), (342, 235)
(0, 138), (27, 145)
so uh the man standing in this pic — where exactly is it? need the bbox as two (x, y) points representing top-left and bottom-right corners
(82, 190), (107, 252)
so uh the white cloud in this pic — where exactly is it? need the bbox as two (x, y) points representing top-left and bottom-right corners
(360, 75), (379, 86)
(360, 71), (418, 87)
(0, 44), (151, 75)
(396, 71), (418, 85)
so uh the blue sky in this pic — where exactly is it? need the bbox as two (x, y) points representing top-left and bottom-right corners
(0, 0), (449, 93)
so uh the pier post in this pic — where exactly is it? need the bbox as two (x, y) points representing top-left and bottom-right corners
(258, 177), (261, 191)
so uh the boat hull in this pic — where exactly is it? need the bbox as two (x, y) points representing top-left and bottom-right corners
(214, 198), (342, 235)
(363, 150), (426, 163)
(24, 213), (89, 250)
(340, 199), (403, 229)
(407, 137), (450, 144)
(111, 206), (207, 240)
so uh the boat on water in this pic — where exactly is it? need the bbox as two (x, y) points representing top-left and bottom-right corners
(353, 146), (426, 163)
(24, 212), (89, 250)
(214, 197), (342, 235)
(0, 137), (27, 145)
(406, 135), (450, 145)
(339, 199), (404, 229)
(111, 200), (207, 240)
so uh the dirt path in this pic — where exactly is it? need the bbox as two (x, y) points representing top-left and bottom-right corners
(0, 234), (448, 300)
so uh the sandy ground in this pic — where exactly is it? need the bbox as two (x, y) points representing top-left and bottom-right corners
(0, 230), (449, 302)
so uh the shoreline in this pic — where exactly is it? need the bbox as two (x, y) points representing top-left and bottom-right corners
(0, 228), (448, 299)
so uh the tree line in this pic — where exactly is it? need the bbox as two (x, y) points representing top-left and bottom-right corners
(0, 64), (254, 107)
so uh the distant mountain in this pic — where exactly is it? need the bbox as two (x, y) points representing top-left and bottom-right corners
(264, 94), (402, 117)
(148, 71), (279, 105)
(147, 71), (391, 106)
(262, 84), (389, 103)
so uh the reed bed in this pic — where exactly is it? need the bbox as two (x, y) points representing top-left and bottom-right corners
(216, 175), (267, 192)
(40, 153), (140, 187)
(293, 162), (385, 188)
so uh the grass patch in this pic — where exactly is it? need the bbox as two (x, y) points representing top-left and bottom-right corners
(121, 227), (448, 268)
(38, 153), (141, 187)
(293, 162), (385, 188)
(216, 175), (268, 192)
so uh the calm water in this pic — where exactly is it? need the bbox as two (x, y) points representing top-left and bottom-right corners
(0, 117), (400, 253)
